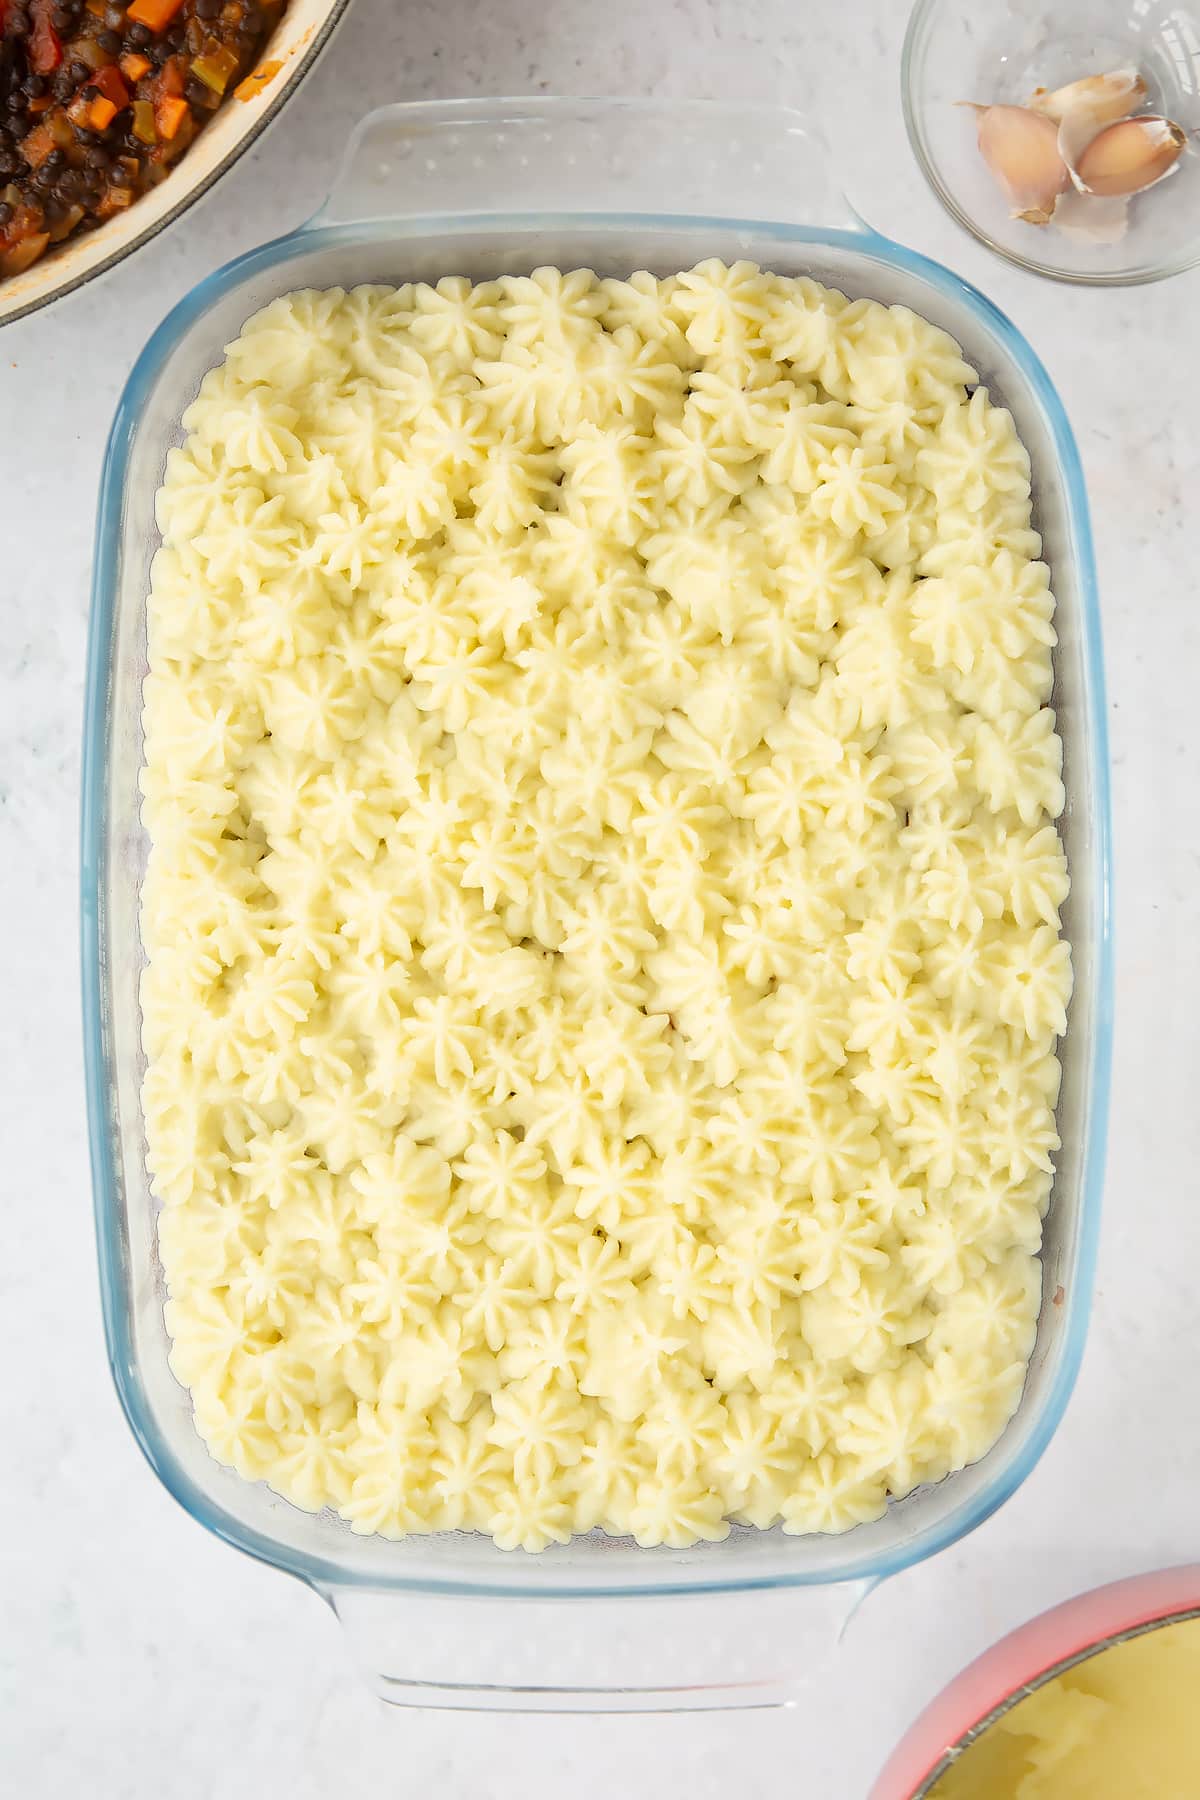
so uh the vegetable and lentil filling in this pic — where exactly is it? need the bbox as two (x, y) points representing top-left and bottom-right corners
(0, 0), (287, 278)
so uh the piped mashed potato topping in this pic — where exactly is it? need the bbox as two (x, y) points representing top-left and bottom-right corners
(141, 264), (1071, 1551)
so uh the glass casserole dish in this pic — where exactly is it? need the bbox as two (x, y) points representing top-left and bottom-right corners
(82, 97), (1113, 1711)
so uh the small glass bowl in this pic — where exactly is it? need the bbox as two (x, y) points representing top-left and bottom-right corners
(903, 0), (1200, 285)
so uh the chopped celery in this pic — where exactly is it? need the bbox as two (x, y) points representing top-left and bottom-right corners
(191, 44), (239, 96)
(131, 99), (157, 144)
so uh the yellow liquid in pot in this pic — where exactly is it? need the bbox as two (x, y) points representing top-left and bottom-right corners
(930, 1615), (1200, 1799)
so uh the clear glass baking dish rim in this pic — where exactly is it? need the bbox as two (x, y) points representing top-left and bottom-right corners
(81, 96), (1114, 1606)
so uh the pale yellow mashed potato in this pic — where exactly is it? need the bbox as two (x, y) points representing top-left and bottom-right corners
(932, 1616), (1200, 1799)
(141, 263), (1072, 1550)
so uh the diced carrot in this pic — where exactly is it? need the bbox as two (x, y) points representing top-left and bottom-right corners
(29, 0), (63, 74)
(158, 56), (185, 97)
(26, 95), (54, 114)
(88, 95), (118, 130)
(153, 93), (189, 140)
(150, 107), (193, 163)
(120, 52), (153, 81)
(127, 0), (186, 29)
(92, 63), (130, 108)
(20, 123), (56, 169)
(85, 0), (107, 14)
(235, 59), (281, 103)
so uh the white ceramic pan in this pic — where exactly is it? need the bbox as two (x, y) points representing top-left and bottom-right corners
(0, 0), (351, 329)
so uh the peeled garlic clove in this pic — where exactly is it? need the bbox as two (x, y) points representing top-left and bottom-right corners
(1074, 115), (1187, 196)
(971, 104), (1070, 222)
(1029, 67), (1146, 126)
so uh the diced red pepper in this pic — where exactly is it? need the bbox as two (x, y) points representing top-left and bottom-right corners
(92, 63), (131, 110)
(29, 0), (64, 74)
(126, 0), (187, 29)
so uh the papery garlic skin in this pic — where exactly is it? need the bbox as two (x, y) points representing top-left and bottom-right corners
(1029, 68), (1146, 127)
(1051, 189), (1131, 245)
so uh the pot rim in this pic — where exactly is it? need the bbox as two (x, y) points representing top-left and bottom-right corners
(908, 1592), (1200, 1797)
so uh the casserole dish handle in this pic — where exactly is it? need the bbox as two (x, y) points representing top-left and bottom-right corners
(312, 95), (865, 235)
(319, 1577), (874, 1712)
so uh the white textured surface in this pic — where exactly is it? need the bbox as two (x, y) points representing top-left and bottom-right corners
(2, 1), (1198, 1794)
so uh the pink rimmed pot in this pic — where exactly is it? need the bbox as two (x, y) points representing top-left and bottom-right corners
(871, 1564), (1200, 1798)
